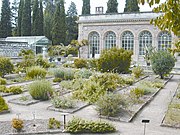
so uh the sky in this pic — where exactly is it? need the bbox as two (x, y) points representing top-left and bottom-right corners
(0, 0), (166, 15)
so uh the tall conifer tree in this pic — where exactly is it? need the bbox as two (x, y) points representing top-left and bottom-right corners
(82, 0), (90, 15)
(32, 0), (39, 35)
(21, 0), (31, 36)
(11, 0), (19, 36)
(17, 0), (24, 36)
(106, 0), (118, 13)
(0, 0), (12, 38)
(124, 0), (140, 12)
(38, 0), (44, 36)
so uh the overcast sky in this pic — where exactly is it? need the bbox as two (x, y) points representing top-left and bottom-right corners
(0, 0), (166, 15)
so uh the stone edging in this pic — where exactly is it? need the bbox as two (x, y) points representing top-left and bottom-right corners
(0, 109), (10, 115)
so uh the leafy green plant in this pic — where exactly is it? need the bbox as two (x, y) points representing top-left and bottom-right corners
(29, 80), (54, 100)
(0, 96), (8, 112)
(132, 66), (144, 78)
(53, 68), (64, 79)
(0, 57), (14, 77)
(74, 69), (92, 79)
(177, 93), (180, 99)
(53, 68), (75, 80)
(151, 51), (175, 79)
(35, 54), (50, 68)
(51, 96), (75, 109)
(124, 77), (134, 85)
(96, 93), (126, 117)
(26, 66), (47, 79)
(0, 85), (7, 93)
(74, 58), (87, 68)
(53, 78), (62, 83)
(19, 95), (28, 101)
(130, 88), (144, 99)
(0, 77), (7, 85)
(48, 118), (61, 129)
(8, 86), (23, 94)
(11, 118), (24, 131)
(97, 48), (133, 73)
(66, 117), (116, 133)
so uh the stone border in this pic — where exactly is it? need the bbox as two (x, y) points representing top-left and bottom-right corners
(99, 75), (173, 123)
(47, 101), (89, 113)
(8, 96), (40, 106)
(0, 109), (10, 115)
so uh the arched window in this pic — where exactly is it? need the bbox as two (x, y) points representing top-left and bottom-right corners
(105, 31), (116, 49)
(121, 31), (134, 50)
(88, 32), (100, 54)
(158, 31), (172, 50)
(139, 31), (152, 55)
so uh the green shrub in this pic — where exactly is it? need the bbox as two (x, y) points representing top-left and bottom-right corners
(66, 117), (116, 133)
(0, 85), (7, 92)
(8, 86), (23, 94)
(177, 93), (180, 99)
(87, 58), (98, 70)
(35, 55), (50, 68)
(132, 66), (144, 78)
(53, 68), (64, 79)
(74, 69), (92, 79)
(48, 118), (61, 129)
(0, 96), (8, 112)
(26, 66), (47, 79)
(151, 51), (175, 79)
(0, 77), (7, 85)
(96, 93), (126, 117)
(152, 82), (164, 88)
(137, 82), (156, 95)
(124, 77), (134, 85)
(97, 48), (133, 73)
(53, 68), (75, 80)
(29, 80), (54, 100)
(74, 58), (87, 68)
(0, 57), (14, 77)
(51, 96), (75, 109)
(53, 78), (62, 83)
(130, 88), (144, 99)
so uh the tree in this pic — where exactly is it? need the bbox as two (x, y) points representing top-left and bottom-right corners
(17, 0), (24, 36)
(32, 0), (39, 35)
(139, 0), (180, 36)
(150, 51), (175, 79)
(0, 57), (14, 78)
(21, 0), (31, 36)
(0, 0), (12, 38)
(124, 0), (140, 12)
(11, 0), (19, 36)
(66, 2), (78, 45)
(44, 0), (55, 40)
(106, 0), (118, 13)
(82, 0), (90, 15)
(38, 0), (44, 36)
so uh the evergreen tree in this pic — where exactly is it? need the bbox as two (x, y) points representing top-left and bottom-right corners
(11, 0), (19, 36)
(17, 0), (24, 36)
(106, 0), (118, 13)
(32, 0), (39, 35)
(21, 0), (31, 36)
(124, 0), (140, 12)
(38, 0), (44, 36)
(66, 2), (78, 45)
(0, 0), (12, 38)
(82, 0), (90, 15)
(44, 0), (54, 40)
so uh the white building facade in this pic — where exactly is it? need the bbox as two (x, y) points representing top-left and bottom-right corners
(78, 12), (177, 65)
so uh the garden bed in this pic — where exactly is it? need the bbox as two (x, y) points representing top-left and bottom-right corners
(0, 119), (63, 135)
(8, 95), (40, 106)
(161, 82), (180, 128)
(47, 100), (89, 113)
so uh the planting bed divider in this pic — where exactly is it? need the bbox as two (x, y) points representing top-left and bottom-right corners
(0, 109), (10, 115)
(99, 75), (173, 122)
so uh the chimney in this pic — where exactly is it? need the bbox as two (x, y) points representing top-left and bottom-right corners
(95, 7), (104, 14)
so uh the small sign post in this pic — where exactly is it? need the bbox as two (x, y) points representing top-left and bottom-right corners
(142, 119), (150, 135)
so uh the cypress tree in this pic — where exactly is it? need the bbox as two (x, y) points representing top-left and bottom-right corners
(82, 0), (90, 15)
(124, 0), (140, 12)
(66, 2), (78, 45)
(32, 0), (39, 35)
(0, 0), (12, 38)
(11, 0), (19, 36)
(21, 0), (31, 36)
(17, 0), (24, 36)
(38, 0), (44, 36)
(106, 0), (118, 13)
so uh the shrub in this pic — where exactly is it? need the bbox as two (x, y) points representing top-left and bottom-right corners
(11, 118), (24, 131)
(97, 48), (133, 73)
(137, 83), (155, 95)
(8, 86), (23, 94)
(87, 58), (98, 70)
(96, 93), (126, 117)
(35, 55), (50, 68)
(0, 96), (8, 112)
(26, 66), (47, 79)
(66, 117), (116, 133)
(151, 51), (175, 79)
(0, 85), (7, 93)
(0, 77), (7, 85)
(74, 69), (92, 79)
(132, 66), (144, 78)
(53, 78), (62, 83)
(177, 93), (180, 99)
(53, 68), (75, 80)
(53, 68), (64, 79)
(48, 118), (61, 129)
(74, 58), (87, 68)
(130, 88), (144, 99)
(0, 57), (14, 77)
(51, 96), (75, 109)
(29, 80), (53, 100)
(124, 77), (134, 85)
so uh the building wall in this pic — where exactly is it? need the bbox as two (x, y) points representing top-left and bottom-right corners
(78, 12), (177, 65)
